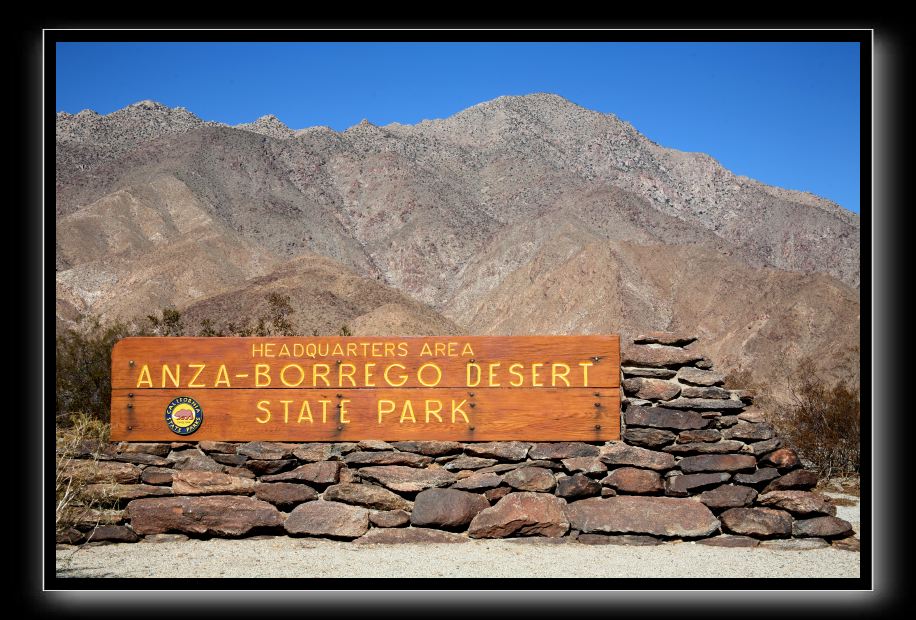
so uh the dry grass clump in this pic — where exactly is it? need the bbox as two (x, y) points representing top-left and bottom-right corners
(55, 414), (115, 542)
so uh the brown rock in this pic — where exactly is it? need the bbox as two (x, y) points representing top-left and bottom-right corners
(528, 442), (599, 460)
(697, 484), (757, 508)
(634, 332), (697, 346)
(792, 516), (853, 538)
(128, 496), (284, 536)
(734, 468), (781, 485)
(665, 472), (730, 496)
(224, 467), (256, 480)
(167, 449), (223, 472)
(600, 487), (617, 497)
(171, 471), (257, 495)
(85, 483), (172, 501)
(720, 507), (793, 537)
(832, 536), (860, 552)
(555, 473), (602, 498)
(237, 442), (296, 460)
(485, 486), (513, 502)
(722, 422), (775, 441)
(389, 441), (462, 456)
(696, 535), (760, 547)
(621, 366), (677, 379)
(468, 492), (569, 538)
(357, 440), (394, 451)
(622, 345), (704, 368)
(623, 378), (681, 401)
(464, 441), (531, 461)
(101, 452), (171, 467)
(64, 460), (141, 484)
(210, 453), (248, 466)
(369, 509), (410, 528)
(625, 405), (708, 430)
(114, 442), (172, 457)
(356, 528), (468, 544)
(716, 415), (740, 428)
(478, 463), (526, 474)
(140, 467), (174, 485)
(695, 359), (714, 369)
(566, 496), (719, 537)
(260, 461), (343, 485)
(680, 385), (731, 399)
(443, 456), (498, 471)
(244, 459), (297, 476)
(323, 483), (412, 511)
(663, 397), (744, 410)
(675, 367), (725, 386)
(761, 448), (801, 470)
(743, 438), (782, 456)
(599, 442), (676, 471)
(664, 441), (746, 455)
(411, 488), (489, 528)
(284, 501), (369, 539)
(451, 472), (503, 490)
(677, 429), (721, 443)
(757, 490), (836, 516)
(57, 528), (84, 545)
(762, 469), (818, 493)
(198, 441), (237, 454)
(63, 507), (126, 527)
(358, 465), (455, 492)
(291, 443), (357, 462)
(678, 454), (757, 473)
(623, 428), (676, 448)
(344, 451), (433, 467)
(601, 467), (664, 494)
(561, 456), (607, 474)
(503, 467), (556, 492)
(85, 525), (139, 543)
(254, 482), (318, 508)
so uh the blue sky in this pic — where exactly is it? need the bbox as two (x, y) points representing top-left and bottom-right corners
(56, 42), (861, 213)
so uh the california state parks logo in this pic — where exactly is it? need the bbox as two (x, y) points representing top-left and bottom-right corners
(165, 396), (203, 435)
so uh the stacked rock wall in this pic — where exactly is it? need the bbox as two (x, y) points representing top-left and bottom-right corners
(58, 333), (858, 550)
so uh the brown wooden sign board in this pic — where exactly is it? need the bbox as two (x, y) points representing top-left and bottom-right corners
(110, 336), (620, 442)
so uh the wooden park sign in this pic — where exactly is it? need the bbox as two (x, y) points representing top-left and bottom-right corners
(110, 336), (620, 442)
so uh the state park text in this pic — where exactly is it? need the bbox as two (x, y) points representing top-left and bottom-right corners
(110, 336), (621, 442)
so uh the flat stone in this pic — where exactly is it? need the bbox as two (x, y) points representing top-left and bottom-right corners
(528, 442), (599, 460)
(344, 451), (433, 467)
(676, 367), (725, 386)
(792, 516), (853, 538)
(139, 467), (173, 485)
(561, 456), (607, 474)
(411, 488), (489, 528)
(141, 533), (189, 543)
(665, 472), (731, 496)
(742, 438), (782, 456)
(555, 473), (602, 498)
(260, 461), (343, 485)
(664, 440), (746, 455)
(85, 483), (172, 501)
(734, 468), (781, 485)
(62, 507), (126, 527)
(476, 463), (521, 474)
(485, 487), (513, 502)
(678, 454), (757, 473)
(443, 456), (498, 471)
(171, 471), (257, 495)
(291, 443), (357, 462)
(622, 378), (681, 401)
(696, 535), (760, 548)
(722, 422), (775, 441)
(760, 448), (801, 470)
(114, 442), (172, 457)
(601, 467), (664, 494)
(389, 441), (462, 456)
(451, 472), (503, 490)
(56, 528), (84, 545)
(599, 442), (676, 471)
(237, 442), (296, 460)
(463, 441), (531, 461)
(621, 366), (677, 379)
(695, 359), (714, 369)
(323, 483), (412, 511)
(716, 415), (740, 428)
(244, 459), (297, 476)
(127, 496), (284, 536)
(697, 484), (757, 508)
(167, 449), (223, 472)
(663, 397), (744, 410)
(198, 441), (237, 454)
(85, 525), (139, 543)
(284, 500), (369, 539)
(210, 453), (248, 466)
(737, 409), (768, 423)
(357, 440), (394, 451)
(720, 507), (793, 537)
(101, 452), (171, 467)
(254, 482), (318, 508)
(832, 536), (860, 552)
(680, 385), (732, 399)
(762, 469), (819, 493)
(577, 533), (662, 546)
(758, 490), (836, 516)
(759, 538), (830, 550)
(468, 492), (569, 538)
(677, 429), (721, 443)
(634, 332), (697, 346)
(358, 465), (456, 492)
(623, 428), (676, 449)
(369, 509), (410, 528)
(224, 466), (256, 480)
(503, 467), (556, 492)
(566, 496), (719, 538)
(625, 405), (708, 430)
(622, 345), (704, 368)
(63, 460), (141, 484)
(356, 528), (468, 544)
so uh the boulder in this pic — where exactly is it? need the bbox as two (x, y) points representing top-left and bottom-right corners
(743, 438), (782, 456)
(167, 449), (223, 472)
(601, 468), (664, 494)
(84, 483), (172, 501)
(468, 492), (569, 538)
(599, 443), (676, 471)
(114, 442), (172, 457)
(410, 488), (489, 528)
(792, 516), (854, 538)
(284, 501), (369, 539)
(485, 487), (513, 502)
(566, 496), (719, 538)
(322, 483), (412, 511)
(358, 465), (456, 492)
(127, 496), (283, 536)
(210, 453), (248, 466)
(720, 507), (793, 537)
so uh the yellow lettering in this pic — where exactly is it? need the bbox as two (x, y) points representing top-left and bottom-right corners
(397, 342), (409, 356)
(378, 399), (396, 423)
(339, 363), (357, 387)
(400, 400), (416, 423)
(297, 401), (313, 423)
(332, 343), (344, 357)
(531, 362), (544, 387)
(251, 343), (265, 357)
(461, 343), (474, 356)
(420, 342), (433, 356)
(425, 400), (443, 423)
(451, 399), (469, 424)
(384, 342), (395, 357)
(188, 364), (206, 388)
(488, 362), (501, 387)
(214, 365), (231, 388)
(280, 364), (305, 387)
(319, 400), (330, 423)
(339, 399), (350, 424)
(384, 363), (408, 387)
(508, 363), (524, 387)
(256, 400), (271, 423)
(435, 342), (446, 356)
(136, 364), (152, 388)
(372, 342), (383, 357)
(162, 364), (180, 388)
(346, 342), (358, 356)
(264, 343), (275, 357)
(279, 344), (290, 357)
(281, 400), (293, 424)
(255, 363), (271, 387)
(365, 362), (376, 387)
(417, 363), (442, 387)
(466, 362), (481, 387)
(578, 361), (593, 387)
(552, 363), (571, 387)
(293, 343), (304, 357)
(312, 364), (330, 387)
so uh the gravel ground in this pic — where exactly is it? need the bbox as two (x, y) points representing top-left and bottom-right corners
(56, 494), (860, 579)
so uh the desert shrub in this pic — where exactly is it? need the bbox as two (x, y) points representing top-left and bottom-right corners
(55, 413), (114, 540)
(339, 325), (353, 337)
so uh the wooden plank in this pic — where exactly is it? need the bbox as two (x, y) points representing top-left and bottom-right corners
(111, 336), (620, 390)
(110, 387), (620, 442)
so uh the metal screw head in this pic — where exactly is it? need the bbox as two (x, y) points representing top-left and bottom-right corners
(592, 356), (600, 362)
(594, 392), (600, 397)
(595, 424), (602, 430)
(468, 426), (475, 431)
(128, 393), (134, 398)
(127, 403), (133, 409)
(336, 394), (343, 399)
(129, 360), (135, 366)
(468, 392), (475, 397)
(469, 403), (476, 408)
(594, 402), (602, 408)
(469, 359), (476, 363)
(337, 425), (343, 431)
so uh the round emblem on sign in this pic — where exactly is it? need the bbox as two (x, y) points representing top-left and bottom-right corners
(165, 396), (203, 435)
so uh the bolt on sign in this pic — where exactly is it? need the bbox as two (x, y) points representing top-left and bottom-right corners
(110, 336), (620, 442)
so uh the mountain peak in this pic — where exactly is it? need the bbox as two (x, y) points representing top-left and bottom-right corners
(127, 100), (170, 112)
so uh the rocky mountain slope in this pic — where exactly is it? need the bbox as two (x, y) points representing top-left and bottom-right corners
(55, 94), (860, 395)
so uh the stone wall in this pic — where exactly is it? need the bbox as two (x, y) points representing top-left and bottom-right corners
(58, 333), (859, 550)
